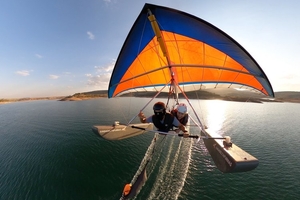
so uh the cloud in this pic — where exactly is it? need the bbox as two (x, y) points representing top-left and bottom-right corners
(94, 63), (114, 73)
(35, 54), (43, 58)
(87, 31), (95, 40)
(16, 70), (30, 76)
(270, 72), (300, 91)
(87, 73), (111, 86)
(49, 75), (59, 79)
(86, 62), (114, 87)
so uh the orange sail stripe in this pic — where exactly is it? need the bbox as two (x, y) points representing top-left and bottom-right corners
(113, 32), (266, 97)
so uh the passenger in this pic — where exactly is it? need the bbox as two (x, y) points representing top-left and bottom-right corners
(171, 103), (189, 126)
(138, 101), (189, 136)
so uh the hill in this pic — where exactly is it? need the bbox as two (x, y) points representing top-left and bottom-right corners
(59, 90), (107, 101)
(60, 89), (300, 103)
(272, 91), (300, 103)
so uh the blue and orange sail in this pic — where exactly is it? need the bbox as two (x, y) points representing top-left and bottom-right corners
(108, 3), (274, 98)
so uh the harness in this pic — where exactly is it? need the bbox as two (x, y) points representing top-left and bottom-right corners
(152, 113), (174, 132)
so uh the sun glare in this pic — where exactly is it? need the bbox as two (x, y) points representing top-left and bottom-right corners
(205, 100), (227, 133)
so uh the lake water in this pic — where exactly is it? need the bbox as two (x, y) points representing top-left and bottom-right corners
(0, 98), (299, 200)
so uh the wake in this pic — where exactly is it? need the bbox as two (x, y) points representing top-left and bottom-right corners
(121, 128), (193, 199)
(147, 136), (193, 199)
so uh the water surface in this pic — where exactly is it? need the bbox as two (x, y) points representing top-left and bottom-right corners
(0, 99), (299, 199)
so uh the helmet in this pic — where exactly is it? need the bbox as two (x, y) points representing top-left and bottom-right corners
(153, 102), (166, 112)
(177, 103), (187, 113)
(153, 102), (166, 120)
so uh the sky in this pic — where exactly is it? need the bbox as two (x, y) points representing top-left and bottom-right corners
(1, 0), (300, 98)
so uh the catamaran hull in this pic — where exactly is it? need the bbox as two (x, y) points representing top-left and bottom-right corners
(202, 129), (259, 173)
(92, 123), (153, 140)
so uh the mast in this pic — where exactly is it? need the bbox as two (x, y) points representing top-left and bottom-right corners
(147, 9), (179, 101)
(147, 9), (207, 132)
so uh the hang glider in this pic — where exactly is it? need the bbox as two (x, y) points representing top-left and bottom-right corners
(93, 3), (275, 199)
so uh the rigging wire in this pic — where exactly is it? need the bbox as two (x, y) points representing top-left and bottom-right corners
(126, 81), (171, 126)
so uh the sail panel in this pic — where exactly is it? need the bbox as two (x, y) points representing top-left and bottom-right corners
(108, 3), (274, 98)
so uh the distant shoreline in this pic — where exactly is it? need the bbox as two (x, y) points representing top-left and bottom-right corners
(0, 102), (12, 104)
(1, 96), (300, 104)
(1, 90), (300, 104)
(0, 96), (65, 104)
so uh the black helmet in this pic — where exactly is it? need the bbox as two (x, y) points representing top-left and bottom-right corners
(153, 102), (166, 112)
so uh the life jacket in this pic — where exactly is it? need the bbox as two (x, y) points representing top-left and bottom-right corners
(171, 109), (189, 126)
(152, 113), (174, 132)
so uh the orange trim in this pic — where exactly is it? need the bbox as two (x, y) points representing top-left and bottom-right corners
(123, 183), (132, 196)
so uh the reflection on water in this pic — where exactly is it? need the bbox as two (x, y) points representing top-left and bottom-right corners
(205, 100), (227, 133)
